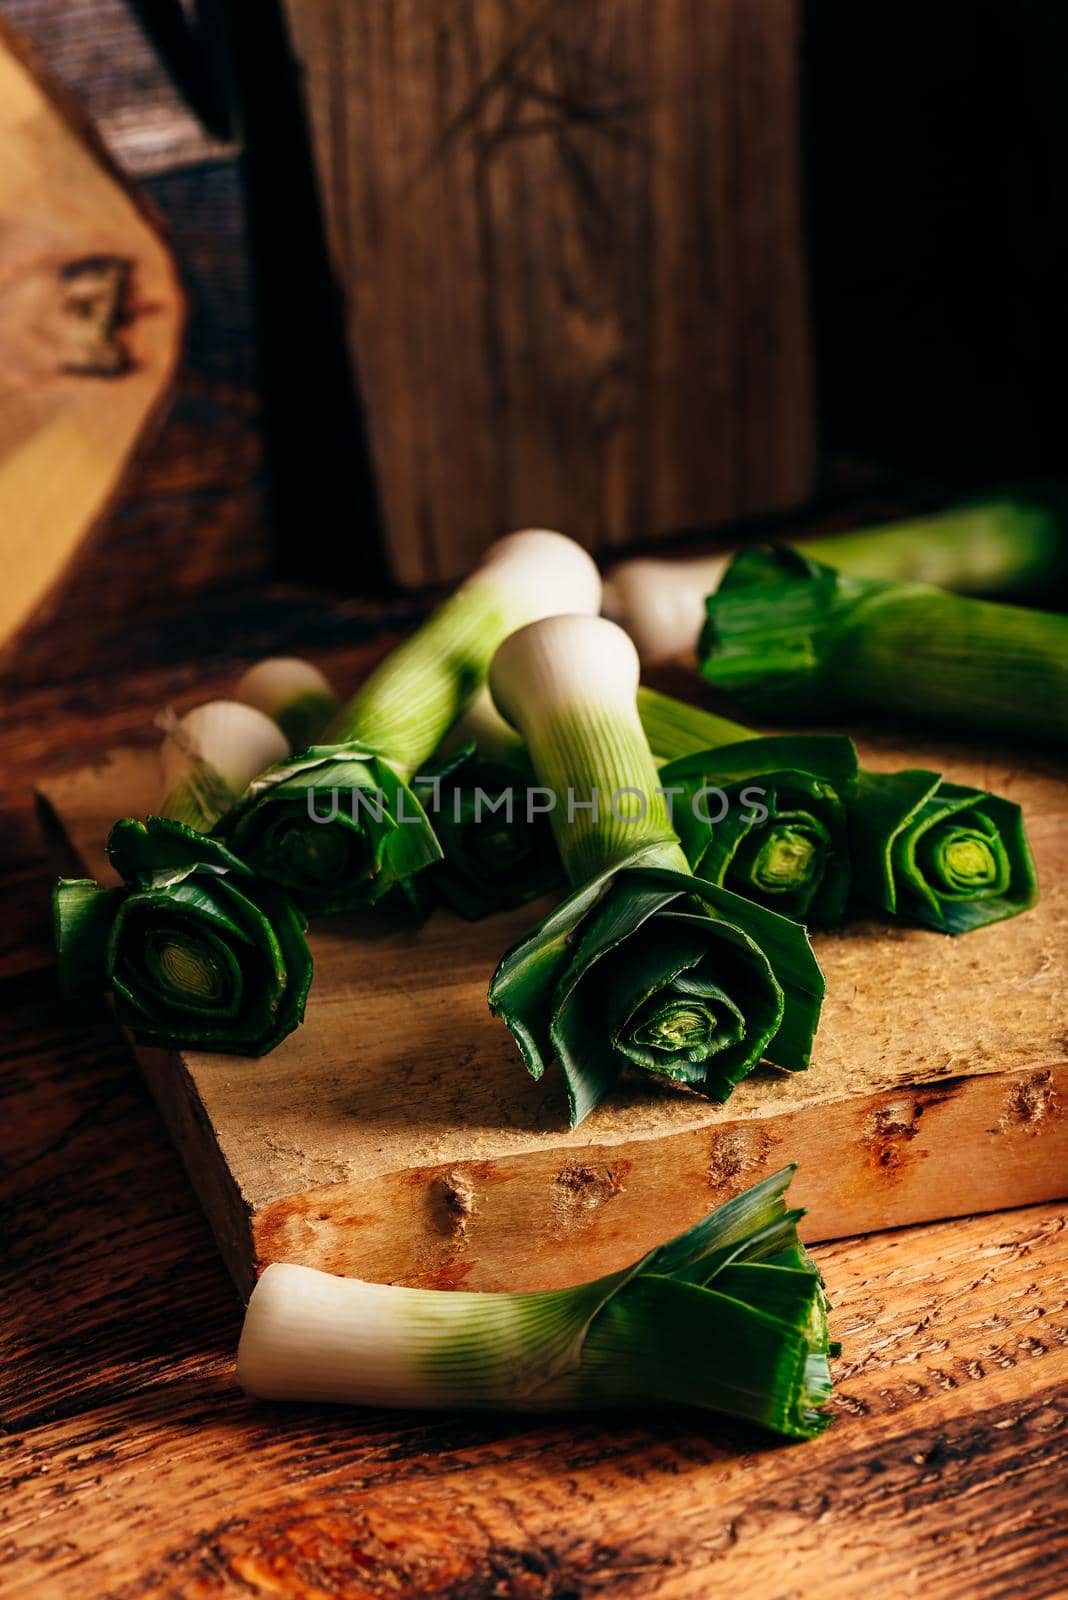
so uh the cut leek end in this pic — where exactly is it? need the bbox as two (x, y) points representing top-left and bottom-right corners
(224, 749), (444, 915)
(849, 770), (1040, 935)
(491, 857), (823, 1128)
(58, 816), (315, 1057)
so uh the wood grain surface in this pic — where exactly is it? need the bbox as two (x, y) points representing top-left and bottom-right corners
(281, 0), (814, 583)
(5, 622), (1067, 1596)
(0, 14), (186, 659)
(37, 714), (1068, 1298)
(3, 13), (1066, 1584)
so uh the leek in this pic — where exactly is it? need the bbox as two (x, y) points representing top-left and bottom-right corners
(849, 769), (1038, 934)
(223, 532), (601, 913)
(487, 617), (824, 1126)
(698, 547), (1068, 747)
(415, 748), (564, 921)
(414, 691), (562, 919)
(639, 687), (1038, 935)
(606, 491), (1068, 663)
(662, 740), (857, 929)
(54, 701), (313, 1054)
(237, 1165), (834, 1440)
(635, 687), (856, 927)
(235, 657), (340, 751)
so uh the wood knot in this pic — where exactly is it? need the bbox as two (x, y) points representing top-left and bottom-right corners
(550, 1161), (626, 1232)
(58, 255), (135, 376)
(430, 1169), (476, 1237)
(862, 1099), (924, 1176)
(707, 1124), (774, 1196)
(1001, 1071), (1058, 1135)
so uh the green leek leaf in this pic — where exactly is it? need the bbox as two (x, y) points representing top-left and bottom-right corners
(53, 879), (126, 1002)
(660, 734), (858, 927)
(849, 769), (1038, 932)
(222, 743), (441, 915)
(698, 546), (1068, 746)
(489, 849), (824, 1127)
(415, 749), (564, 920)
(55, 817), (313, 1055)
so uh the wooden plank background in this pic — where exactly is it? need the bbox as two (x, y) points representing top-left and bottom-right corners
(282, 0), (815, 582)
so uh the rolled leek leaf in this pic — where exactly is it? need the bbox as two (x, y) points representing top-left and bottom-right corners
(639, 685), (1038, 936)
(53, 820), (313, 1055)
(606, 489), (1068, 664)
(223, 531), (601, 913)
(849, 769), (1038, 933)
(53, 700), (313, 1055)
(637, 686), (858, 925)
(415, 748), (564, 921)
(698, 546), (1068, 746)
(487, 617), (824, 1126)
(238, 1165), (834, 1440)
(411, 690), (562, 919)
(661, 737), (858, 928)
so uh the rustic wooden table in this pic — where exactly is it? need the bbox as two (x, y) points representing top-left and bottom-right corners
(4, 639), (1068, 1600)
(4, 391), (1068, 1600)
(2, 10), (1067, 1594)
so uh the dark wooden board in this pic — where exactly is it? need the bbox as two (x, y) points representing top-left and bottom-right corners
(281, 0), (815, 583)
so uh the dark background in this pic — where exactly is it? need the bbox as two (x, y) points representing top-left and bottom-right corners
(805, 0), (1066, 484)
(228, 0), (1068, 572)
(3, 0), (1065, 676)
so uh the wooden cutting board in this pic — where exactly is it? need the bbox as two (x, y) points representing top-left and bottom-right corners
(37, 729), (1068, 1299)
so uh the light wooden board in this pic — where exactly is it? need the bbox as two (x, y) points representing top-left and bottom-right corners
(38, 731), (1068, 1298)
(0, 16), (184, 659)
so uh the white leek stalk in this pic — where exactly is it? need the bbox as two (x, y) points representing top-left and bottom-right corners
(237, 1167), (834, 1438)
(238, 1263), (609, 1410)
(234, 658), (340, 751)
(333, 529), (603, 770)
(603, 556), (729, 665)
(489, 615), (688, 882)
(158, 701), (290, 832)
(605, 496), (1068, 663)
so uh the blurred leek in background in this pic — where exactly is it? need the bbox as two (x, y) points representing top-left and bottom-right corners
(697, 546), (1068, 747)
(606, 490), (1068, 664)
